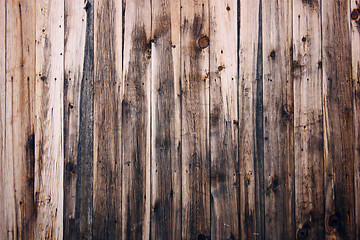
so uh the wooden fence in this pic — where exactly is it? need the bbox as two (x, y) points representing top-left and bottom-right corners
(0, 0), (360, 239)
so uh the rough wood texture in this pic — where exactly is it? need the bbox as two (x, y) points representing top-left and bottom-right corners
(34, 0), (64, 238)
(293, 0), (324, 239)
(351, 1), (360, 238)
(209, 0), (239, 239)
(239, 0), (264, 239)
(0, 0), (6, 238)
(181, 1), (211, 239)
(322, 0), (355, 239)
(4, 1), (35, 239)
(93, 0), (122, 239)
(64, 0), (94, 239)
(262, 1), (295, 239)
(150, 0), (182, 239)
(121, 0), (151, 239)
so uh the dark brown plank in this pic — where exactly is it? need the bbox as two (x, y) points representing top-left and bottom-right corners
(93, 0), (122, 238)
(150, 0), (182, 239)
(322, 0), (355, 239)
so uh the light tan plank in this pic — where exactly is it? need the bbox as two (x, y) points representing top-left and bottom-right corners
(209, 0), (238, 239)
(34, 0), (64, 238)
(238, 0), (264, 239)
(262, 0), (295, 239)
(293, 0), (324, 238)
(150, 0), (182, 238)
(181, 0), (210, 238)
(121, 0), (151, 238)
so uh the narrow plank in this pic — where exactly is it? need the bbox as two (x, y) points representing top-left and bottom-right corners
(150, 0), (182, 239)
(64, 0), (94, 239)
(34, 0), (64, 238)
(0, 0), (6, 238)
(4, 1), (35, 239)
(351, 1), (360, 238)
(209, 0), (238, 239)
(238, 0), (264, 239)
(121, 0), (151, 238)
(262, 0), (295, 239)
(293, 0), (324, 239)
(181, 0), (210, 238)
(322, 0), (355, 239)
(93, 0), (122, 238)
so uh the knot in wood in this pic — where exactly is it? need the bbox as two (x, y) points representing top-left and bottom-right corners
(197, 35), (209, 49)
(351, 9), (359, 21)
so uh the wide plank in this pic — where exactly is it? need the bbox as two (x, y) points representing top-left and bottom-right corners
(150, 0), (182, 239)
(34, 0), (64, 238)
(262, 0), (295, 239)
(322, 0), (355, 239)
(64, 0), (94, 239)
(121, 0), (151, 238)
(209, 0), (239, 239)
(293, 0), (324, 238)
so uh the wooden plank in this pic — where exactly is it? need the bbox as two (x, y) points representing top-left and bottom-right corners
(121, 0), (151, 238)
(93, 0), (122, 238)
(293, 0), (324, 239)
(0, 0), (6, 238)
(4, 1), (36, 239)
(238, 0), (264, 239)
(209, 0), (238, 239)
(64, 0), (94, 239)
(150, 0), (181, 239)
(181, 1), (210, 239)
(34, 0), (64, 238)
(262, 1), (295, 239)
(351, 1), (360, 238)
(322, 0), (355, 239)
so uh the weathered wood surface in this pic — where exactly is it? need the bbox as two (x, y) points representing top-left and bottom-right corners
(64, 0), (93, 239)
(1, 0), (360, 239)
(293, 0), (324, 239)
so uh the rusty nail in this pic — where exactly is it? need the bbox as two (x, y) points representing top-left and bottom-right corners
(351, 9), (359, 20)
(296, 227), (308, 240)
(197, 35), (209, 49)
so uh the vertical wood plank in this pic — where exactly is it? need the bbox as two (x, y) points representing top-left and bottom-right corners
(35, 0), (64, 238)
(351, 1), (360, 238)
(0, 0), (6, 238)
(4, 1), (36, 239)
(64, 0), (94, 239)
(322, 0), (355, 239)
(93, 0), (122, 238)
(293, 0), (324, 239)
(121, 0), (151, 238)
(262, 1), (295, 239)
(150, 0), (182, 239)
(209, 0), (238, 239)
(181, 0), (210, 238)
(238, 0), (264, 239)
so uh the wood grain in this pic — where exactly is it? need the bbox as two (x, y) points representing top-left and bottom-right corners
(93, 0), (122, 239)
(351, 0), (360, 238)
(293, 0), (324, 238)
(121, 0), (151, 239)
(34, 0), (64, 238)
(0, 0), (6, 238)
(150, 0), (182, 239)
(238, 0), (264, 239)
(209, 0), (238, 239)
(262, 0), (295, 239)
(181, 1), (210, 239)
(64, 0), (94, 239)
(322, 0), (355, 239)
